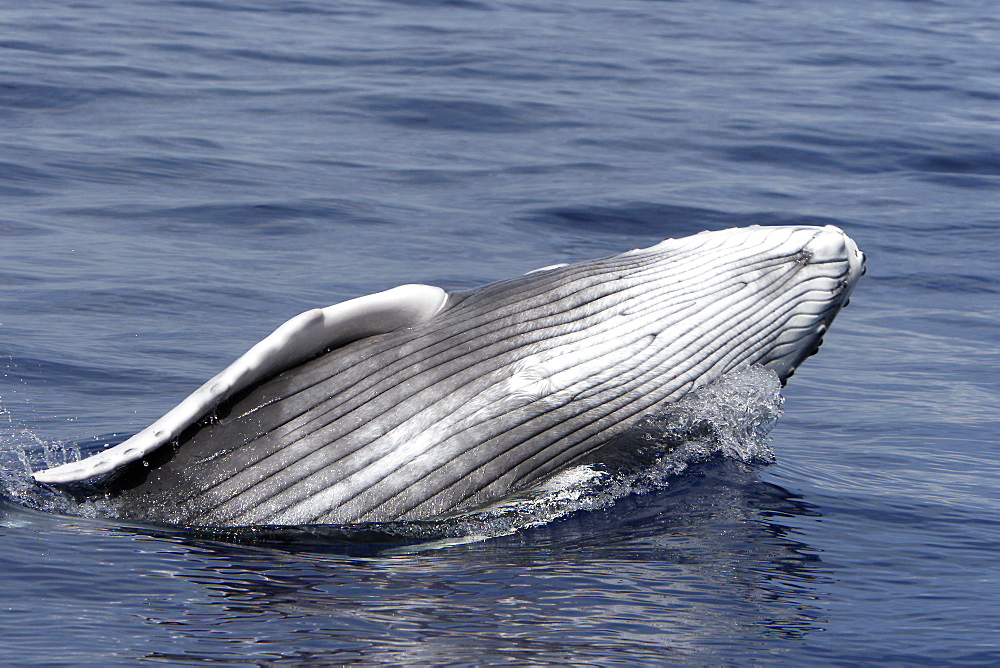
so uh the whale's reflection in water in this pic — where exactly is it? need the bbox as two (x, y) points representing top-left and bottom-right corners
(122, 460), (829, 665)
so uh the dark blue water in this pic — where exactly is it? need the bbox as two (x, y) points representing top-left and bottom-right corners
(2, 0), (998, 663)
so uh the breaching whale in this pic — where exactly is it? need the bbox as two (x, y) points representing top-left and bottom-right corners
(34, 225), (864, 527)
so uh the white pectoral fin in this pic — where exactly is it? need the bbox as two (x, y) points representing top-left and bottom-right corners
(32, 284), (449, 484)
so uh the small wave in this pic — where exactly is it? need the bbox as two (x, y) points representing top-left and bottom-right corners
(351, 94), (566, 133)
(0, 366), (783, 550)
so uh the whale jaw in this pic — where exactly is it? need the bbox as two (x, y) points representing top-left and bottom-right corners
(35, 224), (864, 527)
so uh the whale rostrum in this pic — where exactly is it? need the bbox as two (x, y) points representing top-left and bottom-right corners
(34, 225), (864, 526)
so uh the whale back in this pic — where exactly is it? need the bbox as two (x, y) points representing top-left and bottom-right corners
(51, 225), (864, 526)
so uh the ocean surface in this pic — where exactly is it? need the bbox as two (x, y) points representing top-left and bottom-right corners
(1, 0), (998, 664)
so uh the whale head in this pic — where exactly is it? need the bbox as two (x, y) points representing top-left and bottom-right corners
(618, 223), (864, 388)
(764, 224), (864, 379)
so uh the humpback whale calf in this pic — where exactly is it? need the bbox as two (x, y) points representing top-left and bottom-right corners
(34, 225), (864, 527)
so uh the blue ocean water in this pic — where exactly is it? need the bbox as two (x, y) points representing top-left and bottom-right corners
(1, 0), (998, 664)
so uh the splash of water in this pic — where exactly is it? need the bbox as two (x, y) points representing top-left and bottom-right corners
(0, 401), (114, 518)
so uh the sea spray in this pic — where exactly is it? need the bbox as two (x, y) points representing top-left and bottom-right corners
(0, 400), (114, 517)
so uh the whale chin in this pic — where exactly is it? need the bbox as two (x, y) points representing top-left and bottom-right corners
(34, 224), (864, 527)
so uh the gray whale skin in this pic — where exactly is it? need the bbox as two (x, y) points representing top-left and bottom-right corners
(34, 225), (864, 527)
